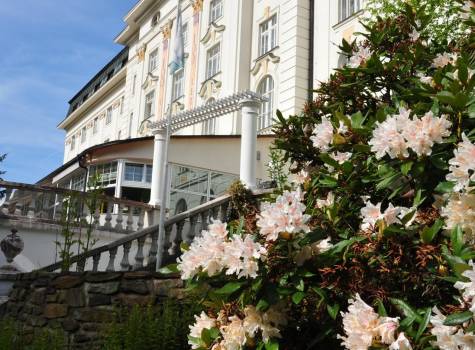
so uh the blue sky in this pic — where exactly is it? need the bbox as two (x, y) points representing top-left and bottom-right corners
(0, 0), (136, 183)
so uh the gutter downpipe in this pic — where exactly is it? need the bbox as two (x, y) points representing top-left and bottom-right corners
(308, 0), (315, 101)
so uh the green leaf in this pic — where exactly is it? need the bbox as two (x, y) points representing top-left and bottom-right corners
(292, 291), (306, 305)
(421, 219), (444, 244)
(256, 299), (269, 311)
(159, 263), (179, 274)
(401, 161), (413, 176)
(437, 91), (456, 105)
(265, 340), (279, 350)
(351, 111), (366, 129)
(215, 282), (244, 295)
(377, 300), (387, 317)
(451, 225), (464, 256)
(415, 308), (431, 341)
(209, 327), (220, 339)
(435, 181), (455, 193)
(443, 311), (474, 326)
(390, 298), (422, 323)
(201, 328), (212, 345)
(327, 303), (340, 320)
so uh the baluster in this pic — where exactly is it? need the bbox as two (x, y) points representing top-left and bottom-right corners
(93, 205), (100, 227)
(161, 225), (174, 266)
(147, 228), (159, 269)
(77, 257), (86, 272)
(27, 192), (37, 218)
(146, 209), (154, 226)
(219, 202), (229, 222)
(137, 208), (144, 231)
(106, 247), (118, 272)
(92, 254), (101, 272)
(121, 241), (132, 271)
(187, 215), (198, 243)
(115, 203), (123, 231)
(211, 206), (219, 220)
(170, 220), (185, 258)
(134, 236), (146, 269)
(126, 206), (134, 231)
(103, 201), (113, 230)
(200, 210), (209, 232)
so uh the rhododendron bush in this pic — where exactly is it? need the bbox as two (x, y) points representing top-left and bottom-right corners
(165, 2), (475, 349)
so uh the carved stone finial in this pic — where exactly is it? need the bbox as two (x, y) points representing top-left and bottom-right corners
(136, 43), (147, 62)
(161, 20), (173, 39)
(1, 228), (24, 263)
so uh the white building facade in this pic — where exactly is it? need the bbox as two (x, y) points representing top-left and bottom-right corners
(42, 0), (365, 213)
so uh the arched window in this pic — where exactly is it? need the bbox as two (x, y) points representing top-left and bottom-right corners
(175, 198), (188, 215)
(257, 76), (274, 130)
(202, 98), (216, 135)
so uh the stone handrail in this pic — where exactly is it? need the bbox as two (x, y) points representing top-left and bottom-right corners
(40, 189), (272, 273)
(0, 180), (157, 233)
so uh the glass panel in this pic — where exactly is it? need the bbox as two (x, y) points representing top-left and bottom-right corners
(171, 165), (209, 195)
(145, 165), (153, 183)
(125, 163), (144, 182)
(169, 191), (206, 216)
(209, 172), (238, 198)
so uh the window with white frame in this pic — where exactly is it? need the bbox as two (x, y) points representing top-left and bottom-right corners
(88, 162), (117, 186)
(202, 98), (216, 135)
(146, 165), (153, 183)
(71, 173), (85, 191)
(172, 69), (185, 101)
(124, 163), (144, 182)
(257, 75), (274, 130)
(81, 127), (87, 143)
(148, 49), (159, 72)
(339, 0), (361, 22)
(209, 0), (223, 23)
(182, 23), (189, 46)
(259, 15), (278, 56)
(70, 135), (76, 151)
(206, 44), (221, 79)
(144, 90), (155, 119)
(93, 118), (98, 134)
(106, 106), (113, 125)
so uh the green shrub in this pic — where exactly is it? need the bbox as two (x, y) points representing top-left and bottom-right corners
(0, 319), (64, 350)
(101, 299), (201, 350)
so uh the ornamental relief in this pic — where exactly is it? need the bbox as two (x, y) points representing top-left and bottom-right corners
(201, 22), (225, 46)
(161, 19), (173, 40)
(136, 43), (147, 62)
(199, 78), (222, 100)
(142, 72), (159, 91)
(171, 100), (185, 114)
(191, 0), (203, 13)
(251, 52), (280, 83)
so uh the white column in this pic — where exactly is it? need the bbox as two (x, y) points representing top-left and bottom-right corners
(149, 129), (167, 206)
(239, 98), (260, 189)
(114, 159), (125, 199)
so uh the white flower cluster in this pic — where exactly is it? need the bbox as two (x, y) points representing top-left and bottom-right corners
(188, 306), (287, 350)
(369, 108), (451, 159)
(432, 52), (457, 68)
(292, 169), (310, 185)
(360, 199), (413, 231)
(177, 220), (266, 280)
(310, 115), (334, 152)
(441, 192), (475, 242)
(338, 294), (411, 350)
(455, 261), (475, 313)
(430, 307), (475, 350)
(349, 45), (373, 68)
(257, 188), (311, 242)
(446, 134), (475, 192)
(294, 237), (334, 266)
(462, 1), (475, 20)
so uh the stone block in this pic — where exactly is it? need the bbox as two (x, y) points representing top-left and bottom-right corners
(88, 293), (111, 307)
(113, 293), (155, 306)
(44, 303), (68, 319)
(65, 287), (86, 307)
(84, 272), (122, 283)
(74, 308), (113, 323)
(123, 271), (152, 279)
(87, 281), (120, 295)
(120, 279), (149, 295)
(46, 293), (58, 303)
(153, 279), (183, 296)
(52, 275), (83, 289)
(62, 318), (80, 332)
(28, 316), (47, 327)
(30, 288), (46, 305)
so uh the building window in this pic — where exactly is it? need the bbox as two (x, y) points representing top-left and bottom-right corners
(71, 174), (86, 191)
(106, 106), (113, 125)
(209, 0), (223, 23)
(144, 90), (155, 119)
(206, 44), (221, 79)
(89, 162), (118, 186)
(259, 15), (278, 56)
(172, 69), (185, 101)
(125, 163), (144, 182)
(339, 0), (361, 22)
(257, 75), (274, 130)
(202, 98), (216, 135)
(145, 165), (153, 183)
(81, 127), (87, 143)
(149, 49), (159, 72)
(182, 23), (189, 46)
(93, 118), (98, 134)
(70, 135), (76, 150)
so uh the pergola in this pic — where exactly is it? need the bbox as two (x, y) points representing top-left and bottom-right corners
(147, 90), (266, 207)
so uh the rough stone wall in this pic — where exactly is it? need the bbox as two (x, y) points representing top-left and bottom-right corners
(0, 271), (183, 349)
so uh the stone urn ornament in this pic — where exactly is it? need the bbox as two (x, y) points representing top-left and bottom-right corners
(1, 228), (24, 263)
